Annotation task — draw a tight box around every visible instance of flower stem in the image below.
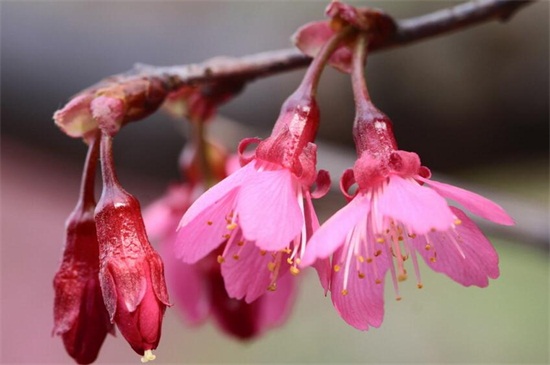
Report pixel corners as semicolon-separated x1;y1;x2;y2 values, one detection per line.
351;33;372;116
299;26;356;98
350;32;398;155
79;131;101;210
192;120;215;188
99;132;121;190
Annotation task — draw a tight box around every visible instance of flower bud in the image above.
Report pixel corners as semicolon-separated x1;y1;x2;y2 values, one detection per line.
53;204;114;364
95;185;170;359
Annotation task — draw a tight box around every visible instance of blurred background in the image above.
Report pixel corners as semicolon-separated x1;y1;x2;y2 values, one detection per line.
1;1;548;364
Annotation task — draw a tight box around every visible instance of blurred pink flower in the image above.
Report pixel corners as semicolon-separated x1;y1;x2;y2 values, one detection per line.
144;169;296;339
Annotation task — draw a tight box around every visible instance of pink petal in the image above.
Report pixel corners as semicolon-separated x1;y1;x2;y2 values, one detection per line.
256;272;297;332
237;167;302;252
175;189;238;263
412;207;500;287
220;233;273;303
377;175;455;234
143;199;178;241
303;191;330;292
419;177;514;226
330;246;386;330
162;240;209;325
178;161;255;227
143;184;191;241
301;193;369;267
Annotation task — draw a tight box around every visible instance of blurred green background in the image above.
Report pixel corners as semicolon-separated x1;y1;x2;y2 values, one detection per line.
1;1;548;364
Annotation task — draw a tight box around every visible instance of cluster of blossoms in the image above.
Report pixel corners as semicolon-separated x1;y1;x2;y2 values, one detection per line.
52;2;513;363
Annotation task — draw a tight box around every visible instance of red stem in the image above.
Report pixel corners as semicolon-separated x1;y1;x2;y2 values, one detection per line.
99;133;121;190
79;131;101;210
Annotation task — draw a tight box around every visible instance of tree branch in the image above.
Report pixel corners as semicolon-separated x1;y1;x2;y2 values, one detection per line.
132;0;533;90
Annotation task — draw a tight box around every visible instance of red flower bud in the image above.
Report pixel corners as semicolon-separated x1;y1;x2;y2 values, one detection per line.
95;179;170;360
53;136;113;364
53;206;114;364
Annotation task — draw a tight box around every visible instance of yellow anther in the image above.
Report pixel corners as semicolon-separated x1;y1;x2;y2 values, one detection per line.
396;296;402;301
237;240;245;246
398;274;408;282
290;266;300;276
430;257;437;263
294;258;301;264
398;236;404;241
366;257;373;263
333;265;341;272
425;244;432;251
206;221;213;226
259;250;267;256
402;255;409;261
408;233;417;239
374;250;382;257
286;257;293;265
267;283;277;291
358;255;365;263
283;247;291;254
226;222;237;230
417;283;424;289
267;262;276;272
358;272;365;279
341;289;348;296
232;254;240;260
222;234;230;239
376;237;385;243
454;219;462;225
141;350;156;363
375;279;382;284
217;255;225;264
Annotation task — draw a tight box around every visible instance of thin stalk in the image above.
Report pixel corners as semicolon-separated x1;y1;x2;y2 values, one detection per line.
79;131;101;210
299;26;356;98
192;120;215;188
99;133;121;189
351;33;371;118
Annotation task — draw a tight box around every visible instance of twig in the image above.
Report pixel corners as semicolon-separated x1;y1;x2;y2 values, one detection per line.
132;0;533;90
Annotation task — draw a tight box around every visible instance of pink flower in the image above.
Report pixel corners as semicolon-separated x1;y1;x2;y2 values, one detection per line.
302;120;514;330
175;90;331;303
144;162;297;339
300;32;514;331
